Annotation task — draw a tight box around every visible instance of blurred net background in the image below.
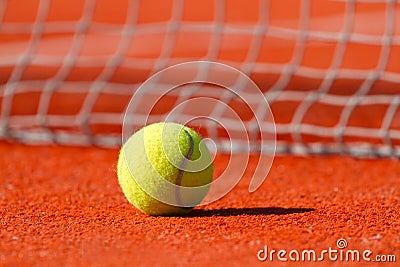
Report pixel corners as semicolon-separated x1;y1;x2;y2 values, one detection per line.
0;0;399;157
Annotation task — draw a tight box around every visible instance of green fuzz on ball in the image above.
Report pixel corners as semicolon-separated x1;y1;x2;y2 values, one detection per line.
117;122;214;216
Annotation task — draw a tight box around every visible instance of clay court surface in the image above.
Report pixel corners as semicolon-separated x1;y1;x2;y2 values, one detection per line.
1;141;399;266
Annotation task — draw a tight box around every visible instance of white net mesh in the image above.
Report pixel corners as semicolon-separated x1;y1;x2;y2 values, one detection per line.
0;0;400;156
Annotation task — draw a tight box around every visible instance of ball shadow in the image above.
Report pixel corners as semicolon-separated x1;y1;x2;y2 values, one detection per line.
187;207;315;217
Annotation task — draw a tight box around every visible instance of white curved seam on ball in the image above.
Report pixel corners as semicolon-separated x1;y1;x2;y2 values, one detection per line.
175;129;194;207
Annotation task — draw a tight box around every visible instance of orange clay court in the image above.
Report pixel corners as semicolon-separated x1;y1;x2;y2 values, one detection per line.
1;1;400;266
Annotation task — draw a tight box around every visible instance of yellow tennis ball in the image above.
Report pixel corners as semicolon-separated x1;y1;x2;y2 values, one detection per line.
117;122;214;216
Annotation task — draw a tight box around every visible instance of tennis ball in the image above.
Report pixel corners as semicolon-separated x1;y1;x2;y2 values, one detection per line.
117;122;214;216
